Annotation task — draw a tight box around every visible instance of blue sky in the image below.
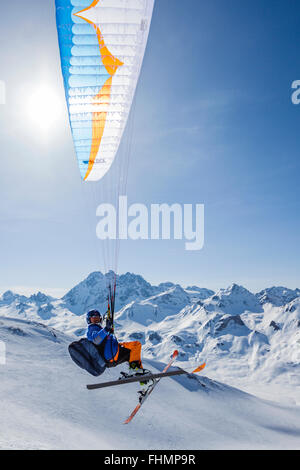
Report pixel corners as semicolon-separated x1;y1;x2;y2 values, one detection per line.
0;0;299;296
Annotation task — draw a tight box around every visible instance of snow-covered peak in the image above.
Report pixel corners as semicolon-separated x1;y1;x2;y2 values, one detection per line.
146;285;191;305
61;271;161;316
28;292;55;304
61;271;109;315
256;286;300;307
116;285;191;326
157;281;176;291
0;290;27;306
204;283;263;315
61;271;191;316
184;286;215;302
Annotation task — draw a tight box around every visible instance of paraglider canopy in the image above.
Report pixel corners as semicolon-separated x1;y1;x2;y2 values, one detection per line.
55;0;155;182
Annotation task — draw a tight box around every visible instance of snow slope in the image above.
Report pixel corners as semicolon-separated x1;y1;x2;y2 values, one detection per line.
0;316;300;450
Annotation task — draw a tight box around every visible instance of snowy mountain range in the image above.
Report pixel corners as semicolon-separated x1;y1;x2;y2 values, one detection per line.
0;315;300;449
0;271;299;404
0;271;300;449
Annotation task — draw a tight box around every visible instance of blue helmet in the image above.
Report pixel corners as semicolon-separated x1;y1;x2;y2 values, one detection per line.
86;310;102;325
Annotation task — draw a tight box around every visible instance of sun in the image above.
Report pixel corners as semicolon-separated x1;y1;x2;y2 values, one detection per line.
26;84;63;135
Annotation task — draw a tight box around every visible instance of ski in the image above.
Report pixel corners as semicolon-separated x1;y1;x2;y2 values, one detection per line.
87;350;178;390
87;365;203;390
86;350;206;424
86;357;206;391
123;349;179;424
123;353;206;424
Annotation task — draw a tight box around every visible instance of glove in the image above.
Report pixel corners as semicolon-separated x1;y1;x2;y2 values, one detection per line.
105;319;113;333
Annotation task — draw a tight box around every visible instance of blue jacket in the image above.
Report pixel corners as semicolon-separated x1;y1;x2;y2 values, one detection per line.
87;324;119;362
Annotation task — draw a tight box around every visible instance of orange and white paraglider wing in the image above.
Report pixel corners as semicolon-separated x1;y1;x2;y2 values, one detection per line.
55;0;155;181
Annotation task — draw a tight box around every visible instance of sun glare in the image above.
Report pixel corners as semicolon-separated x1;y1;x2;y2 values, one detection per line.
26;84;63;135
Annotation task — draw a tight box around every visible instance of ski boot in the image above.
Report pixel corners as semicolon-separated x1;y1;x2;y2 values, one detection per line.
138;389;148;403
118;361;152;385
137;378;157;403
128;361;152;385
127;362;156;403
